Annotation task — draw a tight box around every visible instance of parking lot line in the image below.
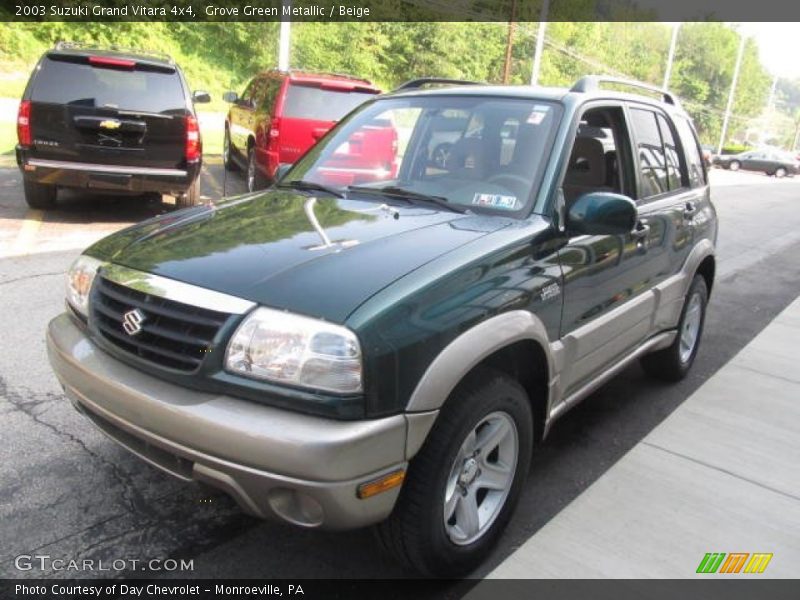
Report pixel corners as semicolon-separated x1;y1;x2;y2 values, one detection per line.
9;209;44;256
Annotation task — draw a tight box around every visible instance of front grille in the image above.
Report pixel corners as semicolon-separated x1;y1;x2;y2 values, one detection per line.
91;276;231;372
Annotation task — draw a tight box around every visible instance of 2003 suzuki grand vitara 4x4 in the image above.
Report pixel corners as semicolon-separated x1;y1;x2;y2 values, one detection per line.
47;75;717;576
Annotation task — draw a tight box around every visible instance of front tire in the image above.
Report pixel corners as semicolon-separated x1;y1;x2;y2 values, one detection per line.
641;275;708;381
729;160;741;171
775;167;787;178
223;128;239;171
23;180;57;209
375;369;533;576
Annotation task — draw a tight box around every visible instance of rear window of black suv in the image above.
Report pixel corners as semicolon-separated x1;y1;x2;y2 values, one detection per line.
32;55;185;114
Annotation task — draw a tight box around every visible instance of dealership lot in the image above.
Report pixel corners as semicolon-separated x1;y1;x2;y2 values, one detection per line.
1;162;799;579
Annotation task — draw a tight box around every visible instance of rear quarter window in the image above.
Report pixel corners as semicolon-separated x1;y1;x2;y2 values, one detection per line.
282;84;377;121
673;117;707;188
31;56;186;114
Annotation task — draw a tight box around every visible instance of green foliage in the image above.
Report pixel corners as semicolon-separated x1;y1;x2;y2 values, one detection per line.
0;20;779;149
720;144;752;155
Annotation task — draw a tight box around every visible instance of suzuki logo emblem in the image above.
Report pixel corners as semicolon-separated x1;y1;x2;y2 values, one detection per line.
122;309;145;336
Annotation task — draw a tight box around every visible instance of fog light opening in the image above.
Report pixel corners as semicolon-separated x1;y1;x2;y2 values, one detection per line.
267;488;324;527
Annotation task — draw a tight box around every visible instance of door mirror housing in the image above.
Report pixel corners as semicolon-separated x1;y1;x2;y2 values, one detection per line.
222;91;239;104
192;90;211;104
275;163;293;182
566;192;637;236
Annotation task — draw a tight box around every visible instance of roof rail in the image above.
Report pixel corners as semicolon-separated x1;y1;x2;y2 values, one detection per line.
53;41;174;64
394;77;483;92
571;75;680;107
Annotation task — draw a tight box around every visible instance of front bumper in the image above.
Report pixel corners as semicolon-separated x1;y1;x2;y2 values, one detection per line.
17;148;200;196
47;313;436;529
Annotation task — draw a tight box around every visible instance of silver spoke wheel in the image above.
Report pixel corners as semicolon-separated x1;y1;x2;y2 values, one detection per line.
443;411;518;546
679;292;703;363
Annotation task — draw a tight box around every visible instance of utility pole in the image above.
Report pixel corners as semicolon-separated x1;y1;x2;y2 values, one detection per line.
530;0;550;85
278;2;291;71
717;34;747;156
662;23;680;90
502;0;518;84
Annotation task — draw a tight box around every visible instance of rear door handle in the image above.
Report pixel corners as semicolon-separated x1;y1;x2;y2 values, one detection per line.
631;222;650;240
683;202;697;219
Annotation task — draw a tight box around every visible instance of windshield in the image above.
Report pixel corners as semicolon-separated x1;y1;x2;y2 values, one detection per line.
286;95;563;215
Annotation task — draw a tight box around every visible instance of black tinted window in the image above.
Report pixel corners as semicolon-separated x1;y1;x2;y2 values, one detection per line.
32;56;185;114
630;108;668;198
656;114;684;190
674;117;706;188
282;84;377;120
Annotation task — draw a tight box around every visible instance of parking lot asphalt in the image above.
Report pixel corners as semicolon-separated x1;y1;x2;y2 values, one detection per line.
1;162;799;583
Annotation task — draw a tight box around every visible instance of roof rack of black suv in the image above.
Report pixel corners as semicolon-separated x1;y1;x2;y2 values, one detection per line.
52;41;174;64
394;78;483;92
571;75;681;108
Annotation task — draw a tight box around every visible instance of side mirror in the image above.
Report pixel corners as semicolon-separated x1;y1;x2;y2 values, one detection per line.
222;91;239;104
566;192;637;236
192;90;211;104
275;163;292;182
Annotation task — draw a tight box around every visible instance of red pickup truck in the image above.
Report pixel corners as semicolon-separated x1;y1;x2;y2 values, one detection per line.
223;69;396;191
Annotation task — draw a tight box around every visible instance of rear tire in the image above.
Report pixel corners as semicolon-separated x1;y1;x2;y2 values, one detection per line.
729;160;740;171
23;180;57;209
375;369;533;576
775;167;787;178
641;275;708;382
175;178;200;209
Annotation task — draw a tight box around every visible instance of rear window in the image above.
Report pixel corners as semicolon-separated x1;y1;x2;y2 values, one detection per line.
282;84;377;121
31;56;185;114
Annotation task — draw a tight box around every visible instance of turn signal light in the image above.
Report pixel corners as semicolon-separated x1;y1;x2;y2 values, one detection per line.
356;469;405;499
17;100;31;147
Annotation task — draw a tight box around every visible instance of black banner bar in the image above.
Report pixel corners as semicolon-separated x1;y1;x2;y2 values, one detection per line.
3;0;800;22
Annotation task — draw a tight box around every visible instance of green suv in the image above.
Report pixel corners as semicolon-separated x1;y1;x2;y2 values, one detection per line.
47;75;717;576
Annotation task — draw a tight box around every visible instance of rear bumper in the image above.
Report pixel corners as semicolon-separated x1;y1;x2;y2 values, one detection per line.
17;148;200;195
46;313;432;529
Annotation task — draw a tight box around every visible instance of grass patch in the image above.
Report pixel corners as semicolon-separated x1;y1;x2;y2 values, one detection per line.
0;121;16;155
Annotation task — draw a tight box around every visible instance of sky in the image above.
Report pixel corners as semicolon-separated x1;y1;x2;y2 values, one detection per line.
737;23;800;79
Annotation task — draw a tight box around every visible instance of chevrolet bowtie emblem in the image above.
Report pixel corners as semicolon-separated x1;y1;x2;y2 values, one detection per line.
99;119;121;130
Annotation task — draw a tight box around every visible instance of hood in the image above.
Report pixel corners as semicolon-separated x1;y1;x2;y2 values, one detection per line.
87;190;511;322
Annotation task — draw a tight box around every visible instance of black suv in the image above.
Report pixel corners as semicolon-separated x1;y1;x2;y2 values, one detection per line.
47;76;717;576
16;43;209;209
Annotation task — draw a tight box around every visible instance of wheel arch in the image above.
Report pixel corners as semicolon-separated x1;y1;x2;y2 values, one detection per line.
405;311;554;457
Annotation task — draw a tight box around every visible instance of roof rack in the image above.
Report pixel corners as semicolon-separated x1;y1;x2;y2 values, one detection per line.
53;41;174;64
394;78;483;92
571;75;680;108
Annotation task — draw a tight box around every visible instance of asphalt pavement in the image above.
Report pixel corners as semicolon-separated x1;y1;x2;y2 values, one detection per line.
1;162;799;583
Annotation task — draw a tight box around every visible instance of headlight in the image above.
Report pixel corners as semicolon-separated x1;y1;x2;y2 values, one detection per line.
66;255;104;317
225;307;363;394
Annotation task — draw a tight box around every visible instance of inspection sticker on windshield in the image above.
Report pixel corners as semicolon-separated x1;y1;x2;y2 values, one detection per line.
527;105;550;125
472;193;518;210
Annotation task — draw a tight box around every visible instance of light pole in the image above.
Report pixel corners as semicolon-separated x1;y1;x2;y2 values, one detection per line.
530;0;550;86
717;34;747;156
278;2;291;71
663;23;680;90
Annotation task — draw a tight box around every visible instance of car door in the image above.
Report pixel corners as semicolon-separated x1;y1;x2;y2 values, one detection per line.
627;105;700;335
229;78;259;153
557;102;664;395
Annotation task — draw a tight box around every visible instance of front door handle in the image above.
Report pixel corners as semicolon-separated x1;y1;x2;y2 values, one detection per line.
683;202;697;219
631;222;650;240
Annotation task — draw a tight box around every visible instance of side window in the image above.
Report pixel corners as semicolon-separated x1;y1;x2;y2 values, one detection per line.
674;117;706;188
562;106;629;205
259;78;281;114
656;114;684;191
240;79;257;107
629;108;669;198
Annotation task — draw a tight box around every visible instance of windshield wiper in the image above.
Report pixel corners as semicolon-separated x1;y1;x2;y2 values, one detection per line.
348;185;468;214
278;180;343;198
